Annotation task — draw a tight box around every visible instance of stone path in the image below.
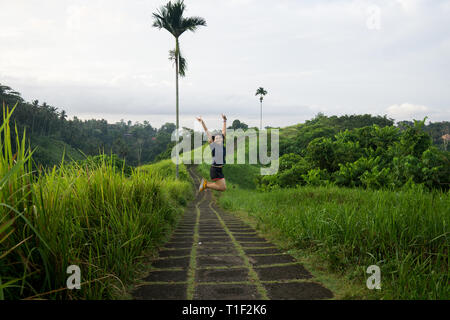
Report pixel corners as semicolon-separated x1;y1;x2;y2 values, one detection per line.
133;166;333;300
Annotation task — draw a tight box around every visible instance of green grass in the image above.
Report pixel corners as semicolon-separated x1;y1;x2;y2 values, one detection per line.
1;105;193;299
216;179;449;299
30;136;84;168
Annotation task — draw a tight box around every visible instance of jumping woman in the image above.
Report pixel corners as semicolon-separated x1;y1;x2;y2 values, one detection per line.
197;114;227;192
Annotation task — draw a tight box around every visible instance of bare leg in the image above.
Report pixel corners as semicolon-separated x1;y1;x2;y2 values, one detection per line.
206;179;226;191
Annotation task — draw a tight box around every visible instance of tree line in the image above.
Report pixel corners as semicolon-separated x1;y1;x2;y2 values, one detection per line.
1;83;177;167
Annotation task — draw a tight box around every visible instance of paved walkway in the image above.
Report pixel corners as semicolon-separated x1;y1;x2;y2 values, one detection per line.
133;166;333;300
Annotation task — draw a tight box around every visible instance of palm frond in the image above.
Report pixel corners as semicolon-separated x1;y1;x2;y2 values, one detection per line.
255;87;268;96
178;51;187;77
168;48;187;77
152;0;187;37
152;0;205;38
182;16;207;33
152;2;178;36
152;0;205;77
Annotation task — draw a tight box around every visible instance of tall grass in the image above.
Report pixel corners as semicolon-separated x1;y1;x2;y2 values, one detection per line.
1;105;193;299
219;181;449;299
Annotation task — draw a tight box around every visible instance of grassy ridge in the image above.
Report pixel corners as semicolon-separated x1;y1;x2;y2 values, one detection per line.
216;176;449;299
1;105;193;299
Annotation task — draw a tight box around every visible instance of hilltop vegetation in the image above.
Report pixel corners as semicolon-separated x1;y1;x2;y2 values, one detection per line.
280;113;449;154
262;114;450;191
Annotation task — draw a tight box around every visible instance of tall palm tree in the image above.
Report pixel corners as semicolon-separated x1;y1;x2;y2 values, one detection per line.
152;0;206;179
255;87;268;130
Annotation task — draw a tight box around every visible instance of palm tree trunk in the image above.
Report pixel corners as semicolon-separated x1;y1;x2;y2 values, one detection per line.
260;100;262;131
175;38;180;179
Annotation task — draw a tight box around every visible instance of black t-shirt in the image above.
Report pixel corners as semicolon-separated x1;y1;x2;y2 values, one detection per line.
210;142;226;166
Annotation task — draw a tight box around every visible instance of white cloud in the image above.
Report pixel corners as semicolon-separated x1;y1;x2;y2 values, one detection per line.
386;103;430;121
395;0;422;14
66;5;86;31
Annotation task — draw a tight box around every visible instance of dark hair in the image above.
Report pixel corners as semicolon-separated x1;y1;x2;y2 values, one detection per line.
212;134;224;142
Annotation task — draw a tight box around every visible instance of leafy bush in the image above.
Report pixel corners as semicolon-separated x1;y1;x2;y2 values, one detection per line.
334;156;382;187
421;147;450;189
360;166;394;189
259;117;449;191
301;168;331;186
257;154;311;189
306;136;362;172
391;147;450;190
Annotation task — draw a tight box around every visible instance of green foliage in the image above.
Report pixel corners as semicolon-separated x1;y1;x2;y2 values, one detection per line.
30;136;84;167
396;118;432;158
218;184;449;299
228;119;249;130
301;168;331;187
360;166;394;190
154;141;176;162
305;137;335;171
1;105;193;299
391;147;450;190
73;154;133;176
138;159;191;183
1;83;179;168
334;156;382;188
421;147;450;189
265;118;449;191
278;153;303;171
280;113;395;155
258;154;311;189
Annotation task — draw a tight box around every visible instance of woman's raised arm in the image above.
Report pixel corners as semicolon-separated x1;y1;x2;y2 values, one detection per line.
221;114;227;137
196;116;213;143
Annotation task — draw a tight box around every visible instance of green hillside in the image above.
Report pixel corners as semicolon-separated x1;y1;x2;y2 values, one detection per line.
30;136;85;167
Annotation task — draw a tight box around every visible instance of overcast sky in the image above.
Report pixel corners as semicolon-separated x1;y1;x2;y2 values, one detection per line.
1;0;449;130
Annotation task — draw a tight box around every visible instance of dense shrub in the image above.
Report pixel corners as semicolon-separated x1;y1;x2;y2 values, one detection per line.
259;119;450;191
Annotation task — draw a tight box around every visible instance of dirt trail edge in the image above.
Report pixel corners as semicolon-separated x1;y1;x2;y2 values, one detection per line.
132;165;334;300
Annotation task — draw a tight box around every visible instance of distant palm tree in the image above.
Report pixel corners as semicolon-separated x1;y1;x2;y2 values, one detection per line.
255;87;268;130
152;0;206;179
